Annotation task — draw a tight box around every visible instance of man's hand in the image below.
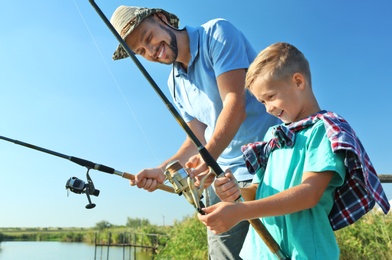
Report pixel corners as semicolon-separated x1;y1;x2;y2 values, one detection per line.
131;168;166;192
185;154;215;188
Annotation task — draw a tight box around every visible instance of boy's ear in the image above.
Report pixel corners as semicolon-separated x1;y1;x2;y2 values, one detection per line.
292;73;305;89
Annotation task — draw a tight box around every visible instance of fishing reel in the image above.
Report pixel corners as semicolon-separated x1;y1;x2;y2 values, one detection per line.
164;160;207;214
65;169;100;209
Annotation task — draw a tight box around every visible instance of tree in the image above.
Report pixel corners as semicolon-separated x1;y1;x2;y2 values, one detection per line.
126;217;150;229
95;220;112;231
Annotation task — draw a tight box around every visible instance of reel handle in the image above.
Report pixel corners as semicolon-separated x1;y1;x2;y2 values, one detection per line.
122;172;175;193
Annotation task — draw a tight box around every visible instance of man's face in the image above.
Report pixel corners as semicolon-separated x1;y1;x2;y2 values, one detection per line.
125;15;178;64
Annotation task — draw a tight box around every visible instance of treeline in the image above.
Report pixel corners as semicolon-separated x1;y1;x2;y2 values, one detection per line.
0;217;163;243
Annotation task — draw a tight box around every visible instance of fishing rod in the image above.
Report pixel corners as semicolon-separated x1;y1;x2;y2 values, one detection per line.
88;1;289;259
0;135;174;208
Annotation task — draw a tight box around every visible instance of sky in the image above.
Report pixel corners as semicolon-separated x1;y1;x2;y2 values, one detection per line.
0;0;391;228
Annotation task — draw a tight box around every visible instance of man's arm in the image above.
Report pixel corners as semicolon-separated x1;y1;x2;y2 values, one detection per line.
186;69;247;177
205;69;247;159
168;119;208;166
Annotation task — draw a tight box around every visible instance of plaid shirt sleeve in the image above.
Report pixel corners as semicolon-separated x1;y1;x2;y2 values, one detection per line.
321;112;390;230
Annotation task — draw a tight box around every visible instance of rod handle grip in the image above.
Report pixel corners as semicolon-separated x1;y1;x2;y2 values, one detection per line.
122;172;175;193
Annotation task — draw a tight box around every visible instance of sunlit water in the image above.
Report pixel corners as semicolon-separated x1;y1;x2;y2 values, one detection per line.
0;241;153;260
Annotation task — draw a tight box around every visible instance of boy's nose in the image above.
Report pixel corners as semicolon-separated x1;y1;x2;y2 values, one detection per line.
266;104;274;114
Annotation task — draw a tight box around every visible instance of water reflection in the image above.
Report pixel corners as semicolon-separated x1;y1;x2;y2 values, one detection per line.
0;241;153;260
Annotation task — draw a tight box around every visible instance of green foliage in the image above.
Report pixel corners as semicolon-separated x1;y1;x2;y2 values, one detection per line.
157;213;207;260
336;211;392;260
83;230;97;244
1;211;391;259
61;232;84;242
155;210;392;260
94;220;112;231
126;217;151;229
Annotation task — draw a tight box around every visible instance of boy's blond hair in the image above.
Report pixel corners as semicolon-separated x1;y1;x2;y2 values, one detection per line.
245;42;312;89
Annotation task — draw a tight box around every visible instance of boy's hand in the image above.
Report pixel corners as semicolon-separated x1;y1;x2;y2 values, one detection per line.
198;202;242;234
215;170;240;202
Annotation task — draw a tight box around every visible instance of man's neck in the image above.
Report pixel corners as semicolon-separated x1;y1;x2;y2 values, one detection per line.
174;29;191;70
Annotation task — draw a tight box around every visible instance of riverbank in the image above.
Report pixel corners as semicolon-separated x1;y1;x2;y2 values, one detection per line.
1;211;391;259
0;227;89;242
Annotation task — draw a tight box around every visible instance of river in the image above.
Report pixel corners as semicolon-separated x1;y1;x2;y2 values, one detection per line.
0;241;153;260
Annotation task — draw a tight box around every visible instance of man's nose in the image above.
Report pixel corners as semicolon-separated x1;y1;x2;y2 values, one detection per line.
145;44;157;59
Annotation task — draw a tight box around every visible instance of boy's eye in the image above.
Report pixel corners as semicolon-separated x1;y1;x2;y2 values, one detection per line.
267;94;274;100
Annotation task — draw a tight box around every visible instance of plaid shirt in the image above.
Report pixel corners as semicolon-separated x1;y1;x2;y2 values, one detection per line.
241;110;390;230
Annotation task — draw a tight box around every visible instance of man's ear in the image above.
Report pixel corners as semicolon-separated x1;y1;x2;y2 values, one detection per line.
155;12;169;23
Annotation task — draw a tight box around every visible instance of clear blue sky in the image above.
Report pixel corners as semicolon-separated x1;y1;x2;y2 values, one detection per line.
0;0;391;228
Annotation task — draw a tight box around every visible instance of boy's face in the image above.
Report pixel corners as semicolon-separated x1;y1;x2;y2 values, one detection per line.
249;74;304;123
125;14;178;64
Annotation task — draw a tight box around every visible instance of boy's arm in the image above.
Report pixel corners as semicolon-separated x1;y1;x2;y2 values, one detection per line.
201;170;334;234
241;170;335;218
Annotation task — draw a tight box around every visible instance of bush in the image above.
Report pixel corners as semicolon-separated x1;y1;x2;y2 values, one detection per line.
157;213;207;260
336;211;392;259
155;210;392;259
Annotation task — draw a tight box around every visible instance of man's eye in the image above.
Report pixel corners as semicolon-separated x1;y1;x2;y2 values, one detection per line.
146;34;152;43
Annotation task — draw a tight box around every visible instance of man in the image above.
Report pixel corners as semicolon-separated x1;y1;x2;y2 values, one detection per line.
110;5;279;259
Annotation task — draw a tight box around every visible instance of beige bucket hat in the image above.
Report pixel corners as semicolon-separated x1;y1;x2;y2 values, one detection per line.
110;5;180;60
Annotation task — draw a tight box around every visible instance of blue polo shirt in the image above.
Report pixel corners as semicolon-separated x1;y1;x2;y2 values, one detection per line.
168;19;279;181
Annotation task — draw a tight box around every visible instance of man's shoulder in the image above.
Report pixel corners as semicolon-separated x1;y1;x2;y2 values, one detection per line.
202;18;229;25
200;18;236;32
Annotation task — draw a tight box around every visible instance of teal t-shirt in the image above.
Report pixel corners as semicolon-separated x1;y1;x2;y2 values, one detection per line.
241;120;346;260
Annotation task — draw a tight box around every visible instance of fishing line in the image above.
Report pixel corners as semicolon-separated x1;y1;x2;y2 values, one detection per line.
72;0;161;167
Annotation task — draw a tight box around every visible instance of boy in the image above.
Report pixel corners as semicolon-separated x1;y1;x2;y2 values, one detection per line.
198;42;390;259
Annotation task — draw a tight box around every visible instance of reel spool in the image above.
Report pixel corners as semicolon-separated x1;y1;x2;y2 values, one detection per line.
164;160;205;212
65;169;100;209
